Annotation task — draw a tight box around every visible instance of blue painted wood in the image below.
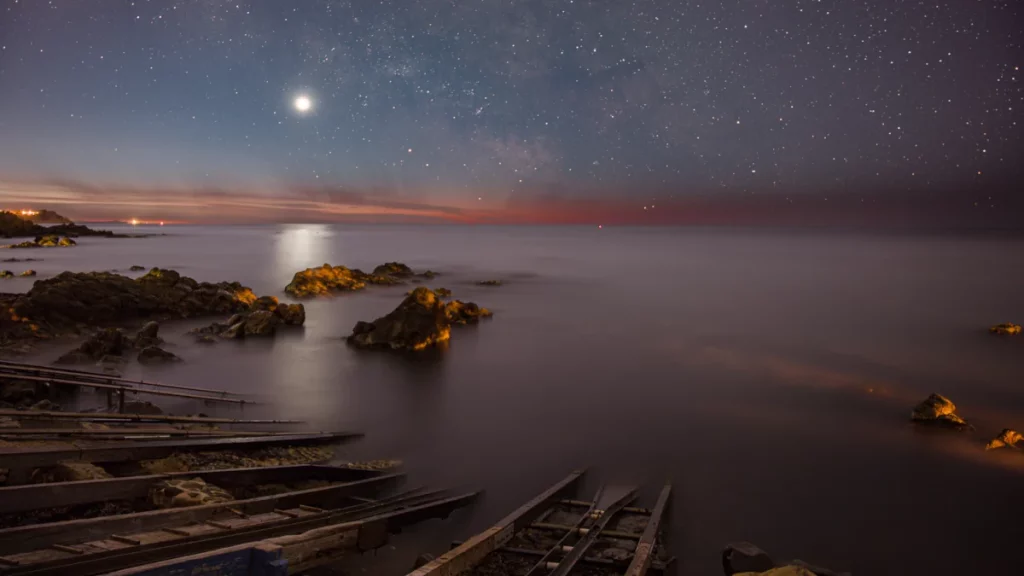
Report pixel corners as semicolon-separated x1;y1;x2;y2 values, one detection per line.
105;543;288;576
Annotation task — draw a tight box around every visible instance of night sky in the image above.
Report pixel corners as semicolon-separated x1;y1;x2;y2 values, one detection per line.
0;0;1020;225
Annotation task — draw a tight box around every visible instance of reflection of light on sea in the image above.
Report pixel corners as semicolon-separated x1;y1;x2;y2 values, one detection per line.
274;224;334;279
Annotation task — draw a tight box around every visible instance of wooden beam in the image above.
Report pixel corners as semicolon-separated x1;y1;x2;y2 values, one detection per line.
0;374;252;406
0;408;302;426
624;484;673;576
0;361;243;397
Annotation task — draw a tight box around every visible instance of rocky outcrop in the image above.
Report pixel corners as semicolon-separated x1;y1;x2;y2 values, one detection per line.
477;279;502;286
8;235;77;249
129;265;146;271
0;271;12;279
985;429;1022;451
348;287;451;351
989;323;1021;335
149;477;234;509
910;393;971;430
372;262;414;277
138;346;182;365
19;270;36;277
189;300;304;342
444;300;493;324
55;328;132;364
134;321;163;348
23;209;73;225
0;210;118;239
285;262;432;297
408;287;452;298
12;268;257;328
348;287;493;351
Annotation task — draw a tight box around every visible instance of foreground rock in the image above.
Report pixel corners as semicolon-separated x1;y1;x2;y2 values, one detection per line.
137;346;182;365
910;393;971;430
349;287;451;351
989;323;1021;335
985;429;1022;451
55;328;132;364
722;542;849;576
189;297;305;342
348;287;492;351
149;477;234;509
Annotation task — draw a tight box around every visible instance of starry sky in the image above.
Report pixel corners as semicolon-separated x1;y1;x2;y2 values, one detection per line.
0;0;1020;226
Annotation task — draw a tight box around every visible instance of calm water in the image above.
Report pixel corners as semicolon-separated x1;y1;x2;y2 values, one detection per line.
10;224;1024;575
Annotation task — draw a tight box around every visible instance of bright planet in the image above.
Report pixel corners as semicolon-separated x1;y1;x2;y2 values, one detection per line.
293;95;312;113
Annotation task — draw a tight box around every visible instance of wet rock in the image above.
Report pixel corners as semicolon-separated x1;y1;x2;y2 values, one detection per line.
285;264;370;297
723;542;776;575
8;235;77;249
138;346;182;365
477;279;502;286
421;270;438;279
32;461;112;483
985;429;1022;451
989;323;1021;335
197;334;217;344
910;393;971;430
408;287;452;298
274;303;306;326
348;287;451;351
0;270;12;279
133;321;163;348
149;477;234;509
445;300;493;324
250;295;279;312
219;322;245;339
29;399;59;411
121;400;164;415
55;328;131;364
243;310;279;336
129;265;146;271
372;262;414;277
19;270;36;277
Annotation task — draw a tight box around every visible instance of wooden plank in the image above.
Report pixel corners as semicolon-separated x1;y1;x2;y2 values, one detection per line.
0;473;404;555
0;360;243;397
0;431;361;472
0;408;301;426
0;464;381;515
624;484;672;576
407;470;585;576
0;428;284;438
0;374;250;406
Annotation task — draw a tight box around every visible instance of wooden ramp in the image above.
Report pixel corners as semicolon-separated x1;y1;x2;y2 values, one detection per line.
410;471;675;576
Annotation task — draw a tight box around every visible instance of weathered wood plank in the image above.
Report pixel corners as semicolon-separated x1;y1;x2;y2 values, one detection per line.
624;484;673;576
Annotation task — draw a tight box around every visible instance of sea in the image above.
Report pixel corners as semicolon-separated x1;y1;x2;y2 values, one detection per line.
6;224;1024;575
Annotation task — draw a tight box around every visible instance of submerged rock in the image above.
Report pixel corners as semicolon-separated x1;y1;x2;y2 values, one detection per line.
477;279;502;286
989;323;1021;336
910;393;971;429
149;477;234;509
985;429;1022;451
138;346;182;365
129;265;146;271
348;287;451;351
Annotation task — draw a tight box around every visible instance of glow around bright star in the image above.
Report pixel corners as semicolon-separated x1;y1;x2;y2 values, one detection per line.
293;95;312;113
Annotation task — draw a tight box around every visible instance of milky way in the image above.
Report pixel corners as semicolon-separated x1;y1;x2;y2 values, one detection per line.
0;0;1020;213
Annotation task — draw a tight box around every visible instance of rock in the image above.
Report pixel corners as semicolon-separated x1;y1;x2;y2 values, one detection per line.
445;300;493;324
32;461;112;483
250;295;279;312
55;328;131;364
348;287;451;351
910;393;971;429
243;310;279;336
477;279;502;286
1;380;40;404
29;399;59;411
226;313;245;326
0;270;12;278
149;477;234;509
274;303;306;326
134;321;163;348
197;334;218;344
412;554;436;570
121;400;164;415
723;542;776;575
138;346;182;365
989;323;1021;335
420;270;438;279
219;321;246;339
372;262;414;277
19;270;36;277
129;265;146;271
985;429;1022;451
11;268;258;327
9;235;78;249
408;287;452;298
284;264;370;297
